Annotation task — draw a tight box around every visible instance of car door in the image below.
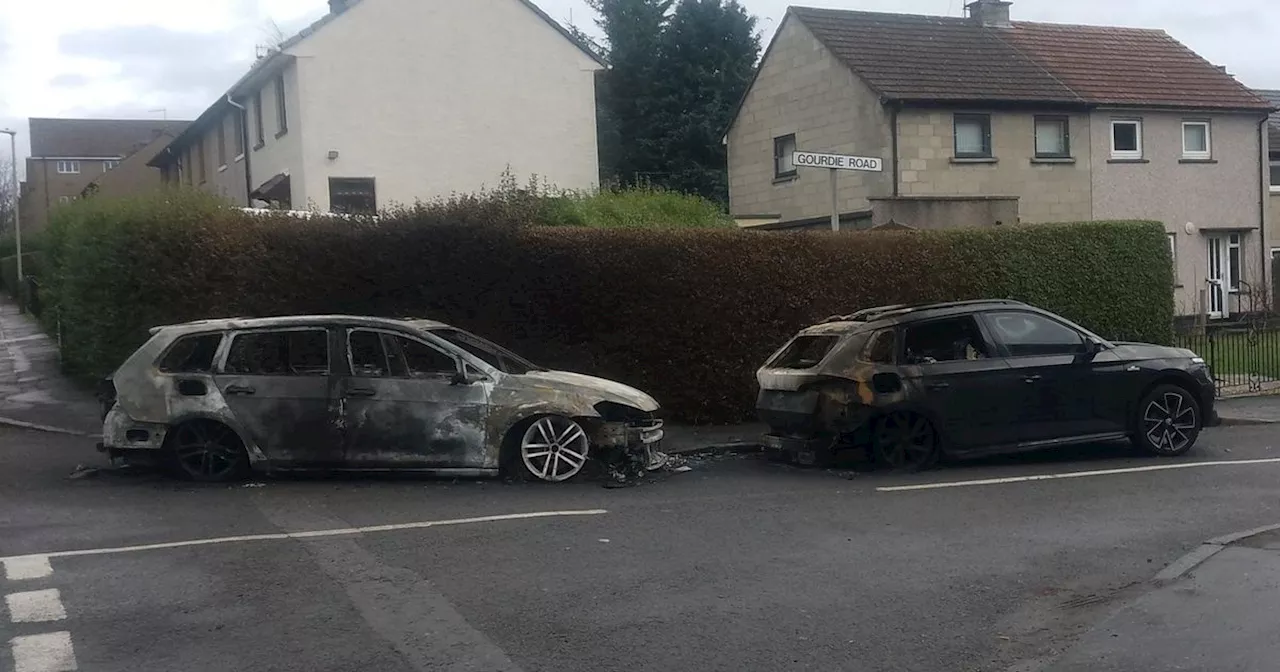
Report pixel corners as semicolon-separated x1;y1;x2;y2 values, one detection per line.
214;327;344;466
981;310;1111;443
340;328;490;468
898;315;1021;450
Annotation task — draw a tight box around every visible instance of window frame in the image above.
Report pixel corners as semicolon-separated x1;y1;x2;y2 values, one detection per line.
274;75;288;137
195;137;207;184
981;310;1090;358
101;160;120;173
773;134;797;179
55;160;81;175
253;92;265;149
220;327;332;377
1227;232;1242;293
901;315;995;366
329;177;378;215
1181;120;1211;160
1033;115;1070;159
217;119;228;169
1168;232;1178;284
953;113;993;159
233;109;247;159
346;328;461;379
1110;119;1143;160
1270;159;1280;193
860;328;898;365
156;333;226;374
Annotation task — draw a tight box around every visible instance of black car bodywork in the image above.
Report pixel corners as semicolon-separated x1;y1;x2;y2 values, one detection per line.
757;300;1219;467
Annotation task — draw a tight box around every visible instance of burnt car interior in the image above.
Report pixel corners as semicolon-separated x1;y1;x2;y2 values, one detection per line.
224;330;330;376
903;317;990;364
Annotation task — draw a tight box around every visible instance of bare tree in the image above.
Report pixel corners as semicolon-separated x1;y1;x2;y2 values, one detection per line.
0;156;15;238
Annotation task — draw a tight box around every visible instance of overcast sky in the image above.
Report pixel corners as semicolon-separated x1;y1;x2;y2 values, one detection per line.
2;0;1278;175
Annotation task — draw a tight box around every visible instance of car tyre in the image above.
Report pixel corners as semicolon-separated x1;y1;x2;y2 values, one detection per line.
872;411;939;472
165;420;251;483
1133;384;1202;457
505;415;591;483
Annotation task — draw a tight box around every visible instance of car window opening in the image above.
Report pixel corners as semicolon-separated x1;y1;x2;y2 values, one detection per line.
225;330;329;376
158;334;223;373
904;317;989;364
771;335;841;369
431;328;540;375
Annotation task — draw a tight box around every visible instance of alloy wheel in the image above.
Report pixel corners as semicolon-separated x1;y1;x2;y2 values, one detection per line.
521;416;590;482
1143;391;1198;454
875;412;937;470
172;421;246;482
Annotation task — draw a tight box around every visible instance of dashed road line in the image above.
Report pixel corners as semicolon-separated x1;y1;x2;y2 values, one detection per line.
5;589;67;623
877;458;1280;492
3;556;52;581
9;632;77;672
0;509;609;563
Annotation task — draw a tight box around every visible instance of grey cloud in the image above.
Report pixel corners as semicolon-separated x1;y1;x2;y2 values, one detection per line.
59;25;250;97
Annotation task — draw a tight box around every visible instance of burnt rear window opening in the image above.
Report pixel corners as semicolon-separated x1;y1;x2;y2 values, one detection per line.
429;328;542;375
158;334;223;373
769;335;842;370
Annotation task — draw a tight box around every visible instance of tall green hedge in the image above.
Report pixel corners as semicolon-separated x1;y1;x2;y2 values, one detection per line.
42;191;1173;423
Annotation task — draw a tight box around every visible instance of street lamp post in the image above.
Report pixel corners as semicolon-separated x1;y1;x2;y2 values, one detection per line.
1;129;21;310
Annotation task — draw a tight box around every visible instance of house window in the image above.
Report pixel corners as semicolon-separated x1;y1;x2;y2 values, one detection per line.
274;75;288;136
183;151;192;185
1034;116;1069;158
1182;121;1211;160
55;160;80;174
774;134;797;179
196;139;207;183
953;114;992;158
1269;160;1280;192
101;160;120;173
217;120;227;168
233;109;246;158
253;92;265;148
1228;233;1242;292
329;178;377;215
1111;120;1143;159
57;196;72;204
1168;232;1177;267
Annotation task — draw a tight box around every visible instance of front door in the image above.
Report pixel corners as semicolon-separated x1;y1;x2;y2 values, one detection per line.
214;327;343;465
1206;235;1231;319
340;328;490;468
900;315;1021;450
981;310;1109;443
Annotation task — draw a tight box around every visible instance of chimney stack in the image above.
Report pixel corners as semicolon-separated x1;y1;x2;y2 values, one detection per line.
328;0;348;14
966;0;1012;28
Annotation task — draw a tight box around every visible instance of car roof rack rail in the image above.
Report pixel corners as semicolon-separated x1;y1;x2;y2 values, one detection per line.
822;299;1026;324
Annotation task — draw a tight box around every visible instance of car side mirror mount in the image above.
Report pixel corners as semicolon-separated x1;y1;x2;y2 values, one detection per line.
1079;338;1106;362
451;368;485;386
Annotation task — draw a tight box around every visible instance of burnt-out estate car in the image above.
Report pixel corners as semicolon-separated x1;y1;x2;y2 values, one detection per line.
98;316;664;483
757;300;1219;470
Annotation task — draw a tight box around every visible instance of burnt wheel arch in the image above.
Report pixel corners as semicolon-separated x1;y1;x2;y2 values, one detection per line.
164;419;251;482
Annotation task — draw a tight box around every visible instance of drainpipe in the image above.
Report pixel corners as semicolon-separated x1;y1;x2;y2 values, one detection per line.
890;103;901;198
1259;115;1270;311
227;95;252;206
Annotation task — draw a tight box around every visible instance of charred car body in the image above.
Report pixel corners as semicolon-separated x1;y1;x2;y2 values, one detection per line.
757;300;1218;470
99;316;664;483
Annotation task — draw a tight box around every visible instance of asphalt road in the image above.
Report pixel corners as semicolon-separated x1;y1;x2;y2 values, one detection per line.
3;424;1280;672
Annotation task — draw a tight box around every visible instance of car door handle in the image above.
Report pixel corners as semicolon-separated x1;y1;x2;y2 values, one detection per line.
346;387;377;398
926;382;951;391
1023;375;1043;384
224;384;256;396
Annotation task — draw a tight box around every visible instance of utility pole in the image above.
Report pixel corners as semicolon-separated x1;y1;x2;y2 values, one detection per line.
1;129;21;310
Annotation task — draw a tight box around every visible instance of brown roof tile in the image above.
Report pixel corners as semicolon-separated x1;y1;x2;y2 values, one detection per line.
789;6;1272;111
29;118;190;158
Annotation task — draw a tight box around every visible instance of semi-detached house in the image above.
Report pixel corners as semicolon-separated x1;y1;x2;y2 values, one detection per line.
150;0;604;214
726;0;1276;319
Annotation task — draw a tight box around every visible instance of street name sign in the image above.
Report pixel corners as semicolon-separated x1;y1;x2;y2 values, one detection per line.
793;151;883;172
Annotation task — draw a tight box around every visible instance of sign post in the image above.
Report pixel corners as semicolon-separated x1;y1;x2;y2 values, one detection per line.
793;150;885;232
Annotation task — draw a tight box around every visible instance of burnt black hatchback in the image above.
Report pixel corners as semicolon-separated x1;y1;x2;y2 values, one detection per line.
757;300;1219;470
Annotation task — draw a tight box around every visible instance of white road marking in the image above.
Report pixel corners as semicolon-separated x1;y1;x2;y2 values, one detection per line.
0;509;608;563
3;556;52;581
877;458;1280;492
9;632;77;672
5;589;67;623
